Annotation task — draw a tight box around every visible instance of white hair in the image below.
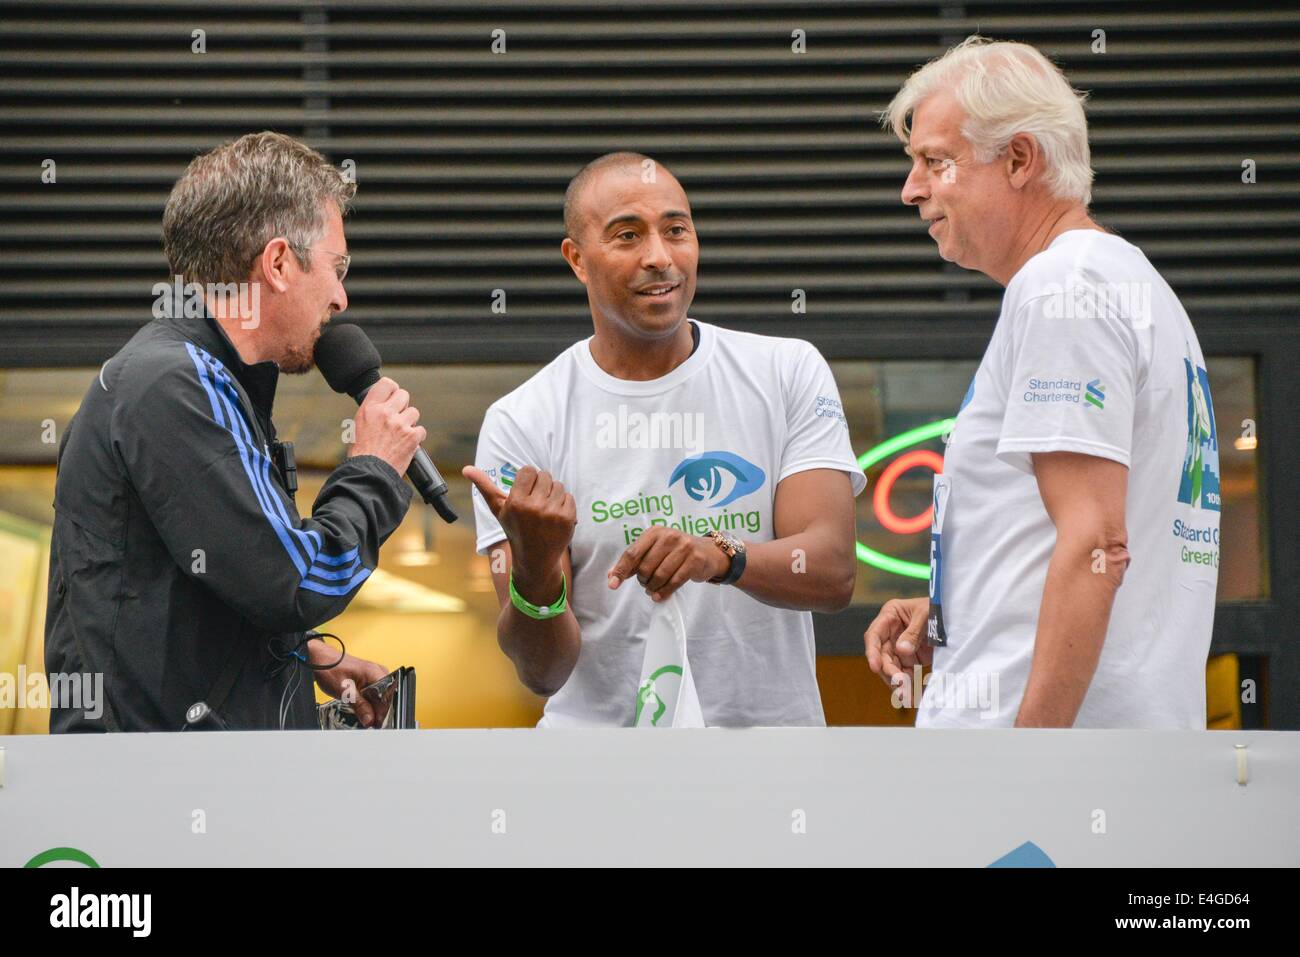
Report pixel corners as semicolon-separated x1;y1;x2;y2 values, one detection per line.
882;35;1094;206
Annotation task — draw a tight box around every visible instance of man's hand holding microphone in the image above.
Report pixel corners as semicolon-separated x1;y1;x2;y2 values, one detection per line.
348;377;426;476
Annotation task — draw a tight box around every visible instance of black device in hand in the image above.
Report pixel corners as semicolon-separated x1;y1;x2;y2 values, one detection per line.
317;667;417;730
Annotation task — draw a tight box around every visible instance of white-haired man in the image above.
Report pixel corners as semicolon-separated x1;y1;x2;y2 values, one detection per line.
864;37;1220;728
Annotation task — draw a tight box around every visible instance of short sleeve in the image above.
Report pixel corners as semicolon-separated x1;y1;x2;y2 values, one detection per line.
471;401;545;554
778;342;867;496
995;293;1140;475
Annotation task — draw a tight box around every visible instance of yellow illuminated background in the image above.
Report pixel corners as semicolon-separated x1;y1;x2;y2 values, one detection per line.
0;359;1262;731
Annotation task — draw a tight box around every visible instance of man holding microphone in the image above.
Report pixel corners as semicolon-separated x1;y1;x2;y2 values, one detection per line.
46;132;421;732
865;38;1220;728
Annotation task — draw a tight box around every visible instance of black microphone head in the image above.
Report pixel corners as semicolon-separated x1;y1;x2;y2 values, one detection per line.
315;323;382;399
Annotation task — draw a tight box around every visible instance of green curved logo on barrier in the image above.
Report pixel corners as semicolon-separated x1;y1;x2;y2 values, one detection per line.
24;846;100;868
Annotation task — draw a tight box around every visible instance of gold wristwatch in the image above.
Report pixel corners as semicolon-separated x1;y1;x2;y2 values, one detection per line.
705;530;747;585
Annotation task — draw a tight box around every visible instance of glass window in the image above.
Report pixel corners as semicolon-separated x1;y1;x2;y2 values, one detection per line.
0;354;1265;729
830;356;1262;605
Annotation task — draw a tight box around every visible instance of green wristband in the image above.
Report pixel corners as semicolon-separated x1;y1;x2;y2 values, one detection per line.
509;571;568;620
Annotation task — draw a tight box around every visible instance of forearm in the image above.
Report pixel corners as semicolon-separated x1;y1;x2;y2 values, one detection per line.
1016;532;1127;727
498;557;581;697
735;528;856;614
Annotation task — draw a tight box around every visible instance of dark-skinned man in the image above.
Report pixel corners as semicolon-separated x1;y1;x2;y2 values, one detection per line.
463;152;865;727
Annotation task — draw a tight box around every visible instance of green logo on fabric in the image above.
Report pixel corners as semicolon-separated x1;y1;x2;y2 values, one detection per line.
635;665;682;726
499;462;517;489
1085;378;1105;409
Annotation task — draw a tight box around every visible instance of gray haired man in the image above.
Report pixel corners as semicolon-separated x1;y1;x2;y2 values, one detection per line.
46;132;422;731
864;37;1220;728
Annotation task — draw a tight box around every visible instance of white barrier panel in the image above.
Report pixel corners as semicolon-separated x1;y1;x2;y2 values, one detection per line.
2;729;1297;867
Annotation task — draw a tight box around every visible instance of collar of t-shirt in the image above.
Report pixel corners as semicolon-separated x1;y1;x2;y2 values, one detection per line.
575;318;714;397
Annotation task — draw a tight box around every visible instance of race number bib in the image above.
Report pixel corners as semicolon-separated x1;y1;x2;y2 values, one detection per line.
926;474;950;647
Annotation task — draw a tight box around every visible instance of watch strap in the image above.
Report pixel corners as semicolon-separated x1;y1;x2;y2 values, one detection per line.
706;532;747;586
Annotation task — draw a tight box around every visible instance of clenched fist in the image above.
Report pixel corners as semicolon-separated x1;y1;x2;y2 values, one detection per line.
463;465;576;574
349;376;426;475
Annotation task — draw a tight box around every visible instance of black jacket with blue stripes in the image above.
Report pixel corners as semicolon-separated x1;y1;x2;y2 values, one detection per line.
44;311;413;732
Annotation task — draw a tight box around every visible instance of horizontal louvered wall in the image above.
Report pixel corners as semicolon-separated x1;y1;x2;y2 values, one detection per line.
1;0;1297;366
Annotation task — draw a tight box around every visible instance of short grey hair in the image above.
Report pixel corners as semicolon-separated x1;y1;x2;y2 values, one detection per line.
162;131;355;286
882;35;1094;206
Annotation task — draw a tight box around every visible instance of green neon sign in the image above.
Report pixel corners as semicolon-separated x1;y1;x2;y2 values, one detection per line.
855;418;955;580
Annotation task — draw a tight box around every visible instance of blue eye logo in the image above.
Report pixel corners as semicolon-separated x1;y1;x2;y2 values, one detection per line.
668;451;765;508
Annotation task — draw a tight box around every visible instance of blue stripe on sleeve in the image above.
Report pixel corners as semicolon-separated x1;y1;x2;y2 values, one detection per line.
207;364;320;565
301;567;372;596
186;344;310;579
211;368;356;573
310;547;359;566
305;560;363;581
185;344;371;597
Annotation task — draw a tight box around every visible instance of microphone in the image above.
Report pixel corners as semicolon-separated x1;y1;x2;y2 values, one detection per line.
314;323;458;524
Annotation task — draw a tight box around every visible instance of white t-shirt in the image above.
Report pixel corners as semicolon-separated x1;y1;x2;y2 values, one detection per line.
472;320;866;728
918;229;1220;729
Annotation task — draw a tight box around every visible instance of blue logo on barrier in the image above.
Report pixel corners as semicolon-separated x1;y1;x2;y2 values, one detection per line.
987;841;1056;868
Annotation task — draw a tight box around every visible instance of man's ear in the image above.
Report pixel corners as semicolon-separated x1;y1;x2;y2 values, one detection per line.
1005;132;1041;191
258;237;295;294
560;236;588;285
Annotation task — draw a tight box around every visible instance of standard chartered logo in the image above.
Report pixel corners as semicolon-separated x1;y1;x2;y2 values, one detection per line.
1172;519;1220;568
1021;376;1104;407
814;394;848;428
